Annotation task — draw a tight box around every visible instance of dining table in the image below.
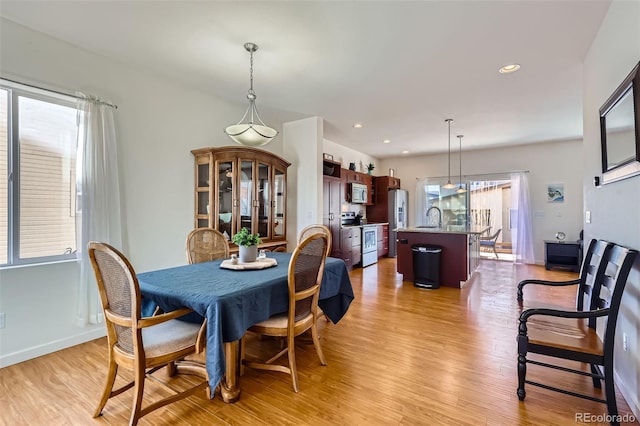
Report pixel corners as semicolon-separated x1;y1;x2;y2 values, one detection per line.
137;252;354;402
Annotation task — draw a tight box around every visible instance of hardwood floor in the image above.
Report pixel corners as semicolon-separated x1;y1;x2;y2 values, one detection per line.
1;258;637;425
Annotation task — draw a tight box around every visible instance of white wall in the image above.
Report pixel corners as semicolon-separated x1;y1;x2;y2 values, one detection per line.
380;139;584;263
583;0;640;417
0;19;293;366
283;116;323;244
322;139;379;176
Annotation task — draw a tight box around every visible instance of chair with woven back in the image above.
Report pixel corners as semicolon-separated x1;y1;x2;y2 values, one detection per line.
298;224;332;258
241;233;329;392
186;228;229;264
516;242;638;425
298;224;332;322
88;242;209;426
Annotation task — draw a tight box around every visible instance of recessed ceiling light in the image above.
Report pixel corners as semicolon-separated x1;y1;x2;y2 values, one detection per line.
353;123;363;129
402;150;409;154
499;63;521;74
383;139;391;144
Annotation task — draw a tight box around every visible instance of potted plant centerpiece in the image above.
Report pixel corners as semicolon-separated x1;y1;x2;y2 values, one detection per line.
232;227;262;263
366;163;375;175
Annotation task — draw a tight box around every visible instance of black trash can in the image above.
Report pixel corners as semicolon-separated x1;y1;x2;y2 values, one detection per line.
412;244;442;289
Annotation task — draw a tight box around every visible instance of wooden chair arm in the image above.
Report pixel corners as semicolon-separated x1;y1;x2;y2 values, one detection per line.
516;278;580;301
138;308;194;328
519;307;609;325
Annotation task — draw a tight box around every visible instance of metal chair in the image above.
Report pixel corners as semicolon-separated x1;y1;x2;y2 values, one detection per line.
479;228;501;259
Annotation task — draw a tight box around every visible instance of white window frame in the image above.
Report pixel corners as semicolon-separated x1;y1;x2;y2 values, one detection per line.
1;80;79;267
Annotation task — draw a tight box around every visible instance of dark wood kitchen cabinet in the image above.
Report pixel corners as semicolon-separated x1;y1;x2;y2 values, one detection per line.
377;224;389;257
323;176;342;258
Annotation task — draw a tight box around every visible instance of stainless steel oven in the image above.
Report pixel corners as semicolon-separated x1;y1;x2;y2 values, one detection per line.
362;225;378;267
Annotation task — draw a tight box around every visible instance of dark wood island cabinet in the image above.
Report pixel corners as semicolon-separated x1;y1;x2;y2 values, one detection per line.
396;226;488;288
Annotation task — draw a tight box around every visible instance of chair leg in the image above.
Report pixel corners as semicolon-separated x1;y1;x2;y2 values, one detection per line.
493;245;499;259
239;336;245;377
590;363;602;388
517;354;527;401
311;322;327;366
287;334;299;393
603;360;619;425
94;357;118;417
129;364;146;426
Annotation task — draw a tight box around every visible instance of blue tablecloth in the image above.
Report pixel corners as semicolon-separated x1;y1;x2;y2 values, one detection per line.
137;253;354;392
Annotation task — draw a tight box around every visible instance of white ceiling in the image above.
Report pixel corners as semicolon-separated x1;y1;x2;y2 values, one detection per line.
0;1;611;158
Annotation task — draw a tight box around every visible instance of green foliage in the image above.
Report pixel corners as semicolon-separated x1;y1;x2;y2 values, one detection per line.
366;163;375;171
232;227;262;247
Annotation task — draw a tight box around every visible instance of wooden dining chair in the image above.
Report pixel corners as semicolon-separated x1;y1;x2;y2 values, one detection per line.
241;233;329;392
186;228;229;264
517;239;613;310
88;242;209;426
298;224;332;257
516;243;637;424
299;224;333;322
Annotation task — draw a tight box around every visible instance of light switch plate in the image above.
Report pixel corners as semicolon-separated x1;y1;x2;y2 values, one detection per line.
585;211;591;223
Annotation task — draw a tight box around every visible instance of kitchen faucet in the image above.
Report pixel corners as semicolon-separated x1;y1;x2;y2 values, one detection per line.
426;206;442;227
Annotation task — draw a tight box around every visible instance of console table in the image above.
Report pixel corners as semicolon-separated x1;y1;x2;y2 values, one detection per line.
544;240;582;272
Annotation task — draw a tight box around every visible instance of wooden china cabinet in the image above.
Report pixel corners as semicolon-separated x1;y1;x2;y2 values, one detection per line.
191;146;291;252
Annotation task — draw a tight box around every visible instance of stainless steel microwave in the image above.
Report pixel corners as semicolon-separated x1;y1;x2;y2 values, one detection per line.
350;183;368;204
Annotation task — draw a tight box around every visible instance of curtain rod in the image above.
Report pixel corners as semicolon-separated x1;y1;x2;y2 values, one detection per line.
416;170;529;180
1;77;118;109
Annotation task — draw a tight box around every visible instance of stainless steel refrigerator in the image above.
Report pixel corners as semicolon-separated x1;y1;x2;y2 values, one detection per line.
387;189;408;257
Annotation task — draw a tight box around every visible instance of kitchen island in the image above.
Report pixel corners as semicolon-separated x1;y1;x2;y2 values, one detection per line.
396;225;489;288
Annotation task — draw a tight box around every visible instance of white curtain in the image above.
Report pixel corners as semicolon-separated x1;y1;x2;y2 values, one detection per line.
511;172;535;264
75;95;122;326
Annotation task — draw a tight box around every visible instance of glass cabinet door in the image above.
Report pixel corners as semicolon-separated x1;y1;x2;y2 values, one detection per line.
257;162;270;239
273;167;286;238
238;160;254;235
216;160;234;241
195;155;211;228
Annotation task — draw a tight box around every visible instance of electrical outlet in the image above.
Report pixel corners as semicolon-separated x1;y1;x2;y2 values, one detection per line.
623;333;629;351
0;313;5;329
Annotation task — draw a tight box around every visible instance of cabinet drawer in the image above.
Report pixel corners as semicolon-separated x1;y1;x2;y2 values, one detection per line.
546;242;579;256
352;230;361;246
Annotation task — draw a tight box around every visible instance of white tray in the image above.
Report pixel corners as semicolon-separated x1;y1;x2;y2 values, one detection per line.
220;257;278;270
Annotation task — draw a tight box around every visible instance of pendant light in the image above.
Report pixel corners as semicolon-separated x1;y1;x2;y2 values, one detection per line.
442;119;456;189
456;134;467;194
224;42;278;147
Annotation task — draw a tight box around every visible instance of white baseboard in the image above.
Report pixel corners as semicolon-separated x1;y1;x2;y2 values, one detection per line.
615;370;640;420
0;328;106;368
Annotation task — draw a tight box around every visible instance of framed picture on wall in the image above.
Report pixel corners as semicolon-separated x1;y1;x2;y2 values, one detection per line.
547;183;564;203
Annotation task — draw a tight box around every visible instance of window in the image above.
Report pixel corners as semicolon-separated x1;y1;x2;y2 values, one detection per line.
0;81;80;266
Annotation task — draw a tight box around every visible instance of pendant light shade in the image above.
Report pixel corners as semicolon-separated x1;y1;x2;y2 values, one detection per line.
224;42;278;147
456;134;467;194
442;119;456;189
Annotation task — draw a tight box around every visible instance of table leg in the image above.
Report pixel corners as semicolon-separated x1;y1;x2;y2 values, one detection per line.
220;340;241;403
